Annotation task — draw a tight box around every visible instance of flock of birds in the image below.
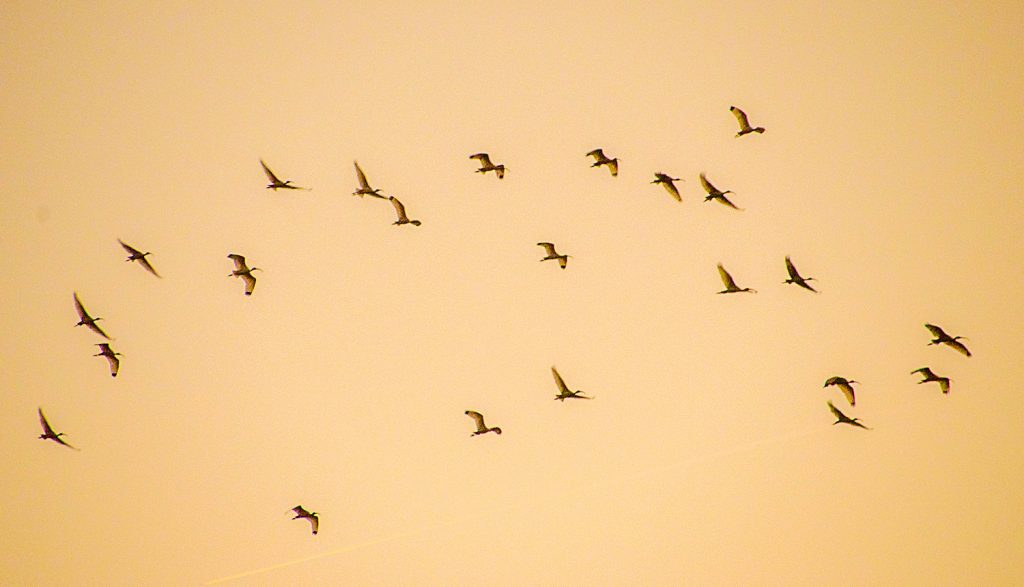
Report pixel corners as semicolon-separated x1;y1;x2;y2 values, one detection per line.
39;105;973;537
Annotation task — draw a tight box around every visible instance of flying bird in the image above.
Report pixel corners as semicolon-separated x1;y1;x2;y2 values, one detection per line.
469;153;506;179
827;400;870;430
700;173;742;210
925;324;971;357
911;367;951;394
73;292;112;340
38;408;79;450
537;242;570;269
651;173;683;202
118;239;161;278
730;106;765;137
260;159;310;191
824;376;858;406
388;196;421;226
716;263;757;294
784;256;817;292
290;506;319;535
465;410;502;436
94;343;121;377
352;161;386;198
551;366;593;401
227;254;261;296
586;149;619;176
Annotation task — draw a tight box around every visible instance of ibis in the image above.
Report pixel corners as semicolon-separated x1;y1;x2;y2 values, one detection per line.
228;254;261;296
290;506;319;535
353;161;386;198
465;410;502;436
784;256;817;292
118;239;161;278
537;242;570;269
469;153;506;179
925;324;971;357
388;196;421;226
700;173;742;210
827;400;870;430
652;173;683;202
730;106;765;137
38;408;79;450
716;263;756;294
551;366;593;401
824;376;858;406
73;292;112;340
911;367;951;394
260;159;310;191
94;343;121;377
586;149;619;176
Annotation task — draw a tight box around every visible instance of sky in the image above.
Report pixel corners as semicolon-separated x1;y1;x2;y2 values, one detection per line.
3;1;1023;585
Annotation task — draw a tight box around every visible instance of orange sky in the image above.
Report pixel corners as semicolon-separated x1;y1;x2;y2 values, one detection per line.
3;2;1023;585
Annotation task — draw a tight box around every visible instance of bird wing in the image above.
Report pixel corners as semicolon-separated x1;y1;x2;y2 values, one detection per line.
827;400;844;420
73;292;91;321
309;514;319;534
38;408;56;436
924;323;947;339
717;263;739;290
104;352;120;376
469;153;493;167
465;410;487;431
586;149;604;160
291;505;311;517
785;256;800;280
824;376;843;387
227;254;248;272
118;239;142;257
241;273;257;295
607;159;618;176
947;339;971;357
714;193;742;210
730;106;752;130
87;320;111;340
699;172;717;194
939;378;950;394
661;179;681;202
260;159;282;183
137;255;161;278
354;161;371;189
494;166;505;179
389;196;409;221
911;367;934;377
551;366;570;394
537;242;558;256
838;382;856;406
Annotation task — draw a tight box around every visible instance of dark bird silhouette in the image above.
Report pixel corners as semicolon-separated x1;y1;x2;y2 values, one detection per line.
537;242;570;269
716;263;756;294
469;153;506;179
260;159;310;191
38;408;79;450
352;161;386;198
290;506;319;535
227;254;261;296
651;173;683;202
118;239;161;278
465;410;502;436
586;149;619;176
828;400;870;430
730;106;765;137
73;292;112;340
388;196;421;226
700;173;742;210
925;324;971;357
551;366;593;401
824;376;858;406
94;343;121;377
783;256;817;292
911;367;951;394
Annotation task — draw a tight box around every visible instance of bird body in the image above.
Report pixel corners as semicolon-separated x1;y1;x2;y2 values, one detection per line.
353;161;386;198
716;263;756;294
94;343;121;377
586;149;619;176
700;173;741;210
652;173;683;202
389;196;421;226
912;367;951;394
537;242;570;269
290;505;319;535
551;366;593;401
38;408;79;450
469;153;506;179
827;400;870;430
73;292;112;340
784;256;817;292
465;410;502;436
824;376;858;406
227;254;261;295
730;106;765;136
924;324;971;357
260;159;310;191
118;239;161;278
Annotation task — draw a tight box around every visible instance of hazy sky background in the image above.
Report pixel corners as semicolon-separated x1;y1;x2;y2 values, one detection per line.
3;1;1023;585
